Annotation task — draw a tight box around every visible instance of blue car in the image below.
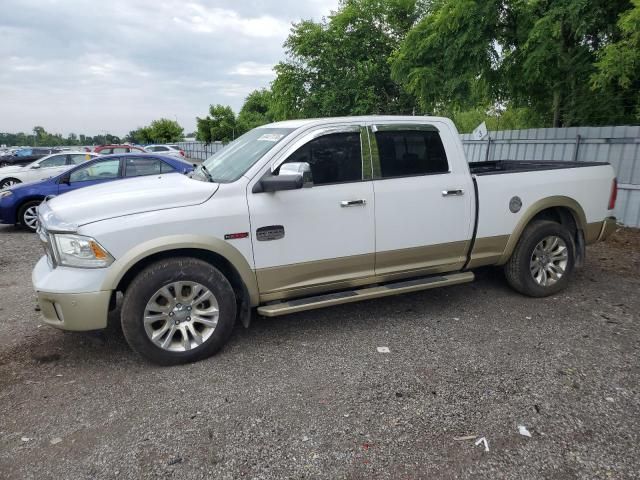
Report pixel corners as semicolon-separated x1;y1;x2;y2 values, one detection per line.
0;153;193;231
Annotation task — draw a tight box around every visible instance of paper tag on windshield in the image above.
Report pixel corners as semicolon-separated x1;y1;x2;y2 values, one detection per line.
257;133;284;142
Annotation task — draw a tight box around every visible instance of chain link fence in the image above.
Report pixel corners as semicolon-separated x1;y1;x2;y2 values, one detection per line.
175;141;224;162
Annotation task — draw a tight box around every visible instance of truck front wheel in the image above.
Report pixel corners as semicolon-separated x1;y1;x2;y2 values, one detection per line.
121;257;237;365
504;220;575;297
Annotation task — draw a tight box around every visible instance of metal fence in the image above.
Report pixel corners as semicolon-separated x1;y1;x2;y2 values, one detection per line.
461;126;640;227
175;141;224;162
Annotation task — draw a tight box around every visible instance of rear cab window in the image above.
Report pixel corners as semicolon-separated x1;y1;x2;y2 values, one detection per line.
372;127;449;178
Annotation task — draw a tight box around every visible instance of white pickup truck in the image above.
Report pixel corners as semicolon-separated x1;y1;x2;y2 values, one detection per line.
33;116;617;365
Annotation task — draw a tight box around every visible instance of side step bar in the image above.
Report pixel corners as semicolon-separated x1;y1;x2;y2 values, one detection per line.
257;271;475;317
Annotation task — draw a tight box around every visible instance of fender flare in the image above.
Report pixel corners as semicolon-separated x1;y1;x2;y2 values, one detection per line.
100;234;260;306
497;196;587;265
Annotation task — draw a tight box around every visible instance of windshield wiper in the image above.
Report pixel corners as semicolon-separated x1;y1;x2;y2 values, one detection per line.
198;164;214;182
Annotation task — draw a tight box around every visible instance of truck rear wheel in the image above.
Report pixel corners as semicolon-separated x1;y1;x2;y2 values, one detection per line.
504;220;575;297
121;257;237;365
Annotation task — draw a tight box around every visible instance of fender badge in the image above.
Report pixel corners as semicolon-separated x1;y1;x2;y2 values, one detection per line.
224;232;249;240
509;196;522;213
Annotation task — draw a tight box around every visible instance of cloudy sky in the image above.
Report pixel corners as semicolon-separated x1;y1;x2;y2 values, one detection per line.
0;0;339;137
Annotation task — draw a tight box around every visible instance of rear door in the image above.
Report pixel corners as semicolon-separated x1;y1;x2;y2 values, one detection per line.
368;122;474;278
248;124;376;300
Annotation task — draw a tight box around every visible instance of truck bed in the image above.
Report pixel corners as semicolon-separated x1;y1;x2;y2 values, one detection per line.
469;160;608;176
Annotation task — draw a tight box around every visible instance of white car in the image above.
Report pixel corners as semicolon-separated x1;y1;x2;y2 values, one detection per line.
143;144;185;159
33;116;617;365
0;151;96;189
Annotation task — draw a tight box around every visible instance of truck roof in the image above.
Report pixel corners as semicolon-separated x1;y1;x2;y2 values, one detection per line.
262;115;453;129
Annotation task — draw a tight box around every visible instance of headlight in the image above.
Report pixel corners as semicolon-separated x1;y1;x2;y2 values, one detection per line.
0;190;13;199
52;234;114;268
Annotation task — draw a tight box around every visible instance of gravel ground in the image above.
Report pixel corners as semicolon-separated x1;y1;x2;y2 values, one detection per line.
0;224;639;479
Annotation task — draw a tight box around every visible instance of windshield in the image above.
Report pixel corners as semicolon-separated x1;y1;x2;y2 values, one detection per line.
199;127;294;183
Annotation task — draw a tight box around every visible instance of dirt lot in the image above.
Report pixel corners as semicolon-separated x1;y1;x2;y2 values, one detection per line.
0;225;639;479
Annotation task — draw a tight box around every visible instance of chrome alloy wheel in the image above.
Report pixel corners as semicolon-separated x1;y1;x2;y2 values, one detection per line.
143;281;219;352
1;179;19;189
529;235;568;287
23;205;39;230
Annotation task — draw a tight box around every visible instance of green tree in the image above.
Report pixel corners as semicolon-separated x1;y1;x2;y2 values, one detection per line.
237;89;275;134
197;105;237;142
592;0;640;120
271;0;421;120
392;0;635;127
148;118;184;143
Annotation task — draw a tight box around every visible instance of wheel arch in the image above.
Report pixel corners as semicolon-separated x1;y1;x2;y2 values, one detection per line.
16;196;46;224
497;196;586;265
103;236;259;307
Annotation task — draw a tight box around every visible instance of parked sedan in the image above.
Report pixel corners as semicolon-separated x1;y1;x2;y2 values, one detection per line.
144;144;185;158
0;153;193;231
0;148;62;167
0;151;96;189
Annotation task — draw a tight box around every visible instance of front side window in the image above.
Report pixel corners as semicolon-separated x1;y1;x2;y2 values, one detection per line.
69;159;120;183
124;157;163;177
16;149;33;157
39;154;68;167
282;132;362;185
201;127;294;183
98;148;112;155
374;129;449;178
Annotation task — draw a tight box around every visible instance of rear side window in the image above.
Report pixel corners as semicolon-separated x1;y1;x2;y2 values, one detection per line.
112;147;128;154
282;132;362;185
374;130;449;178
124;157;163;177
69;154;90;165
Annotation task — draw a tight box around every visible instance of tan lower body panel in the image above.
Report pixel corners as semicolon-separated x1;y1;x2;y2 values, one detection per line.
466;235;510;269
257;271;475;317
585;222;604;244
256;242;469;303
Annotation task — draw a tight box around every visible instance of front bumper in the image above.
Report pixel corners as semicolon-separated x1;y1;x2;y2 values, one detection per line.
32;256;111;331
598;216;617;242
36;290;111;331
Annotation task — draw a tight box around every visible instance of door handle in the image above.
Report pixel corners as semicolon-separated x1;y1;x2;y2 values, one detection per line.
340;199;367;207
442;189;464;197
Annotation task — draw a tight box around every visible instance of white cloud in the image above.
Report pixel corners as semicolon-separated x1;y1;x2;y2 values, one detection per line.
229;62;275;77
0;0;339;136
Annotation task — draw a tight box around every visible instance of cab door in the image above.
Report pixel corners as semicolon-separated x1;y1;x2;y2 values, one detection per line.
368;122;474;278
247;124;376;301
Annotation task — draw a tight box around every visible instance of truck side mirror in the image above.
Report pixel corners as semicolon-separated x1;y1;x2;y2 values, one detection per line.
253;162;313;193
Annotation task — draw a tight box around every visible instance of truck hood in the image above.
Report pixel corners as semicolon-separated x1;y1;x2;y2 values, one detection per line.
44;173;218;228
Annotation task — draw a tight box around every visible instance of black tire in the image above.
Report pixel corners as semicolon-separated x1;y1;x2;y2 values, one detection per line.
17;200;42;232
121;257;237;365
0;177;21;189
504;220;575;297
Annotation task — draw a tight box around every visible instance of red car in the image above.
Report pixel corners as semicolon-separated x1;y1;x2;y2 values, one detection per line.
94;145;145;155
